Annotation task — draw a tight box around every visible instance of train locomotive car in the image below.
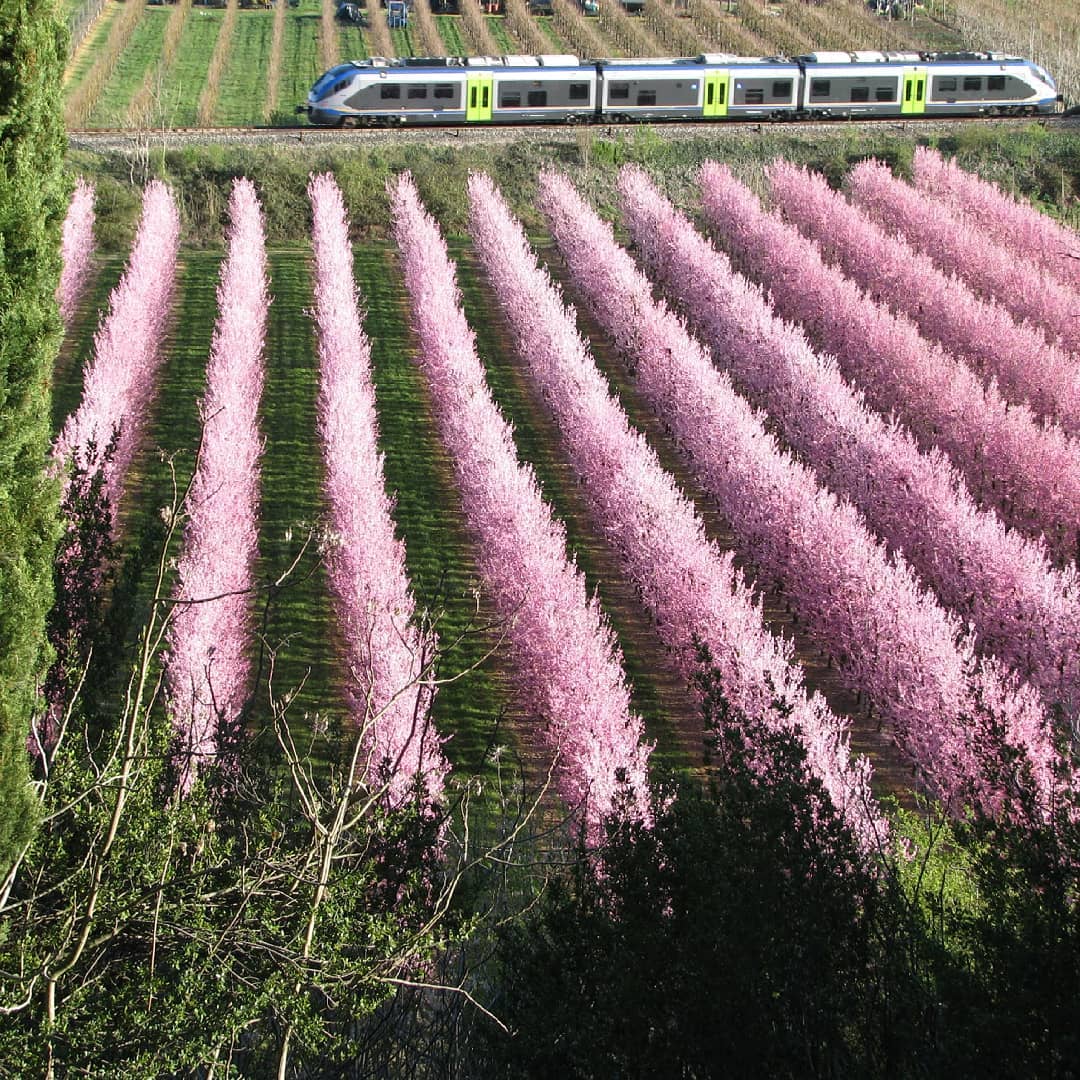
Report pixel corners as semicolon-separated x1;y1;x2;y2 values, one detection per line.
300;50;1059;127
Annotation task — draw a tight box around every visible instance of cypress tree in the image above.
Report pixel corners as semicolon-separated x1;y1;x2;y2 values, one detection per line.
0;0;67;870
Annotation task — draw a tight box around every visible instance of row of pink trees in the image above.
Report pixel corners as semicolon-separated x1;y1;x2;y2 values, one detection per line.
913;145;1080;297
697;160;1080;568
694;161;1080;728
847;157;1080;356
57;178;95;332
308;173;448;810
612;165;1058;816
165;179;268;791
470;170;881;848
767;161;1080;438
390;172;651;839
55;180;180;520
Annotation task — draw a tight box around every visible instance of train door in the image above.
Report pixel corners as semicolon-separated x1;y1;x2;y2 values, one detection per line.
703;71;729;117
901;68;927;114
466;76;493;121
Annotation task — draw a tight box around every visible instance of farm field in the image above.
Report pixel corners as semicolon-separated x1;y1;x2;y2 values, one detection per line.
56;127;1080;825
61;0;1018;129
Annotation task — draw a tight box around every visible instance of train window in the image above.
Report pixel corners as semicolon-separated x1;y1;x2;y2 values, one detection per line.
772;80;792;99
381;85;401;100
939;77;957;92
434;85;454;99
745;88;764;104
527;89;547;106
569;83;589;101
408;86;428;99
988;75;1006;90
963;76;982;91
637;90;657;106
850;86;870;102
500;91;521;107
609;83;629;100
811;80;831;97
876;85;895;101
333;79;351;94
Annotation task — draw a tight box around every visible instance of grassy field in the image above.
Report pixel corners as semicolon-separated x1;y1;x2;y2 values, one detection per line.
66;0;1053;129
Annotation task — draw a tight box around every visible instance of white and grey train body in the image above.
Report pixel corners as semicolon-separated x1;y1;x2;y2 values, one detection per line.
301;50;1060;127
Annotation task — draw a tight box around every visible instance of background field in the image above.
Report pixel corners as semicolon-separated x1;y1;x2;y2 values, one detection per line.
62;0;1078;129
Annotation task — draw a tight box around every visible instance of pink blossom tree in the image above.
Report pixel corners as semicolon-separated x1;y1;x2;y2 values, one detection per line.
166;178;268;791
308;172;448;810
767;160;1080;438
616;164;1060;817
695;161;1080;727
57;178;95;332
696;159;1080;567
470;169;882;848
55;179;180;520
391;172;651;840
847;157;1080;356
912;145;1080;296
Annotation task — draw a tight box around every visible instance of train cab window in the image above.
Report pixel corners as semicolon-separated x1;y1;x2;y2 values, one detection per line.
876;85;896;101
500;91;521;107
772;80;792;99
744;88;764;104
850;86;869;102
434;85;454;99
988;75;1006;90
569;83;589;101
637;89;657;106
963;76;982;91
609;83;629;100
939;77;957;92
811;79;831;97
380;85;401;100
407;86;428;100
333;79;351;94
527;89;547;106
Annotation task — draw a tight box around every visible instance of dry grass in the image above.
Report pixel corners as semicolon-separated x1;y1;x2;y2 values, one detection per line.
642;0;704;56
459;0;502;55
263;0;289;120
504;0;549;53
551;0;612;58
411;0;448;55
952;0;1079;105
596;0;663;57
684;0;763;55
65;0;147;126
320;0;340;69
366;1;396;58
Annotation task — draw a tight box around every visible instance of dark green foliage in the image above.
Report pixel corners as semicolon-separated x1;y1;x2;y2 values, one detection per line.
0;0;67;870
476;699;903;1078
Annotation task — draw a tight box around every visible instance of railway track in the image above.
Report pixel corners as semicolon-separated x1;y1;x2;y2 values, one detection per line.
68;112;1077;148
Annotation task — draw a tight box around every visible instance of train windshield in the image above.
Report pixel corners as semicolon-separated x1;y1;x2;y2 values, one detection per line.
311;65;355;100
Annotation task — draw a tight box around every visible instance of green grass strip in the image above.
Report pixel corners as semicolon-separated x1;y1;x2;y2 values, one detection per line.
277;0;326;115
337;22;369;62
157;7;224;127
354;243;513;779
213;10;276;125
85;7;170;126
435;14;467;54
255;251;339;731
451;239;696;771
486;15;516;53
535;15;568;51
64;0;120;90
52;258;127;437
390;25;416;56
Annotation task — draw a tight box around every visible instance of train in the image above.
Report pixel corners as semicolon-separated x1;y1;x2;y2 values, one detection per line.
299;50;1061;127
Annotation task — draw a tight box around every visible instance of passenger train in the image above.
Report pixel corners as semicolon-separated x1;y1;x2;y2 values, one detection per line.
300;50;1061;127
